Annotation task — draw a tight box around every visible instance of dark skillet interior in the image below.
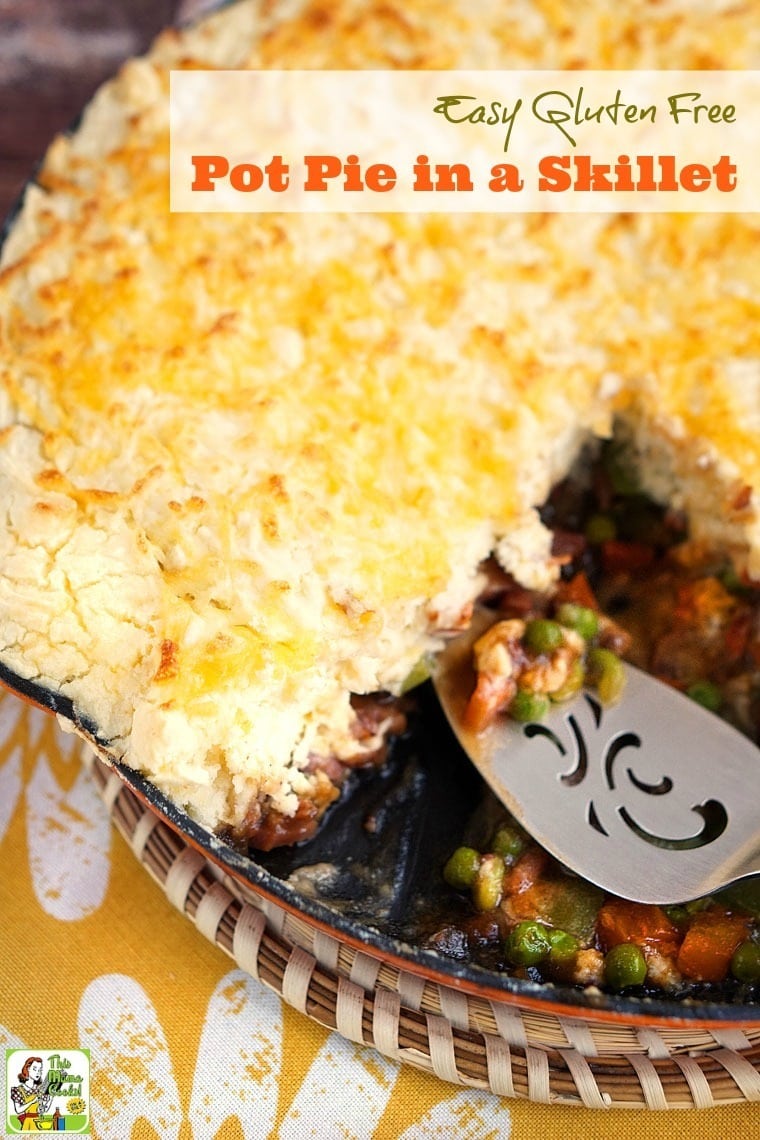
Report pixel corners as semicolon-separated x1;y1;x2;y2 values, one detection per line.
1;143;758;1029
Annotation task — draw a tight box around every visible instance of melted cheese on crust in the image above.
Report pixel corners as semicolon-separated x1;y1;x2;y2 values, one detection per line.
0;0;758;830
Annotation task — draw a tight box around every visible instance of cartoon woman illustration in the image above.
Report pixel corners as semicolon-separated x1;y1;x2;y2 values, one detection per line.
9;1056;55;1131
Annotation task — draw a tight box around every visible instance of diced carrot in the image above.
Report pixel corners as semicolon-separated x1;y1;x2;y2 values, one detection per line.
503;847;550;895
508;885;546;923
596;900;681;957
555;572;600;612
676;908;750;984
600;540;656;574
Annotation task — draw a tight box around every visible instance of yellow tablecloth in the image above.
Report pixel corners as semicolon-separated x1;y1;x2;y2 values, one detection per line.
0;690;756;1138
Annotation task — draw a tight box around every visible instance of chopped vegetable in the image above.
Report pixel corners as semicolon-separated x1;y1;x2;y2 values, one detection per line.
509;689;550;722
550;659;585;703
731;940;760;983
472;853;506;911
604;943;647;989
676;908;750;983
508;876;603;943
503;846;550;895
466;577;622;730
506;921;552;966
524;618;564;654
587;647;626;704
491;824;526;864
596;900;681;958
555;602;600;642
547;929;581;963
443;847;480;890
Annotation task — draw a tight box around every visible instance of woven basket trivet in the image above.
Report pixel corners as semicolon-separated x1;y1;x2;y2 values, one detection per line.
91;757;760;1110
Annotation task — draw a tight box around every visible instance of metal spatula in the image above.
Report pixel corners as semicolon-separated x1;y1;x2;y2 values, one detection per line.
433;610;760;905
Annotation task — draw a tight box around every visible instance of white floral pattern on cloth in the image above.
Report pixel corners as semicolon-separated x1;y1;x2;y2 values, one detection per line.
190;972;283;1139
0;694;111;919
279;1033;398;1139
74;971;512;1139
78;975;184;1138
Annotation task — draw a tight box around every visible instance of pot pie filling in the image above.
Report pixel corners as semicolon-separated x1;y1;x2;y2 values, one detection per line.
430;447;760;997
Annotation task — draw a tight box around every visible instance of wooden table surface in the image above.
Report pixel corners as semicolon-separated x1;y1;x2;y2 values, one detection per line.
0;1;214;219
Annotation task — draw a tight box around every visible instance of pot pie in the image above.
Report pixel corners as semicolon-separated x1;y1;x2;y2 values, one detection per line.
0;0;759;856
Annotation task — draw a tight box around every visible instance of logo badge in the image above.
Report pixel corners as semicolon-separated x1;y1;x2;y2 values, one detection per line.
5;1049;90;1134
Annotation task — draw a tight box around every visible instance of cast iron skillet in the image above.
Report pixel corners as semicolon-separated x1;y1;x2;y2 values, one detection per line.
2;112;758;1030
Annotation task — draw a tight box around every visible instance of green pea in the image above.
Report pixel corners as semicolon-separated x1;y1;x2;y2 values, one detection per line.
731;940;760;983
587;647;626;705
686;680;722;713
524;618;565;655
664;905;690;928
509;690;550;723
585;513;617;545
491;824;526;864
556;602;599;642
603;943;647;989
550;659;585;704
547;929;580;964
472;853;506;912
443;846;480;891
506;921;552;967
